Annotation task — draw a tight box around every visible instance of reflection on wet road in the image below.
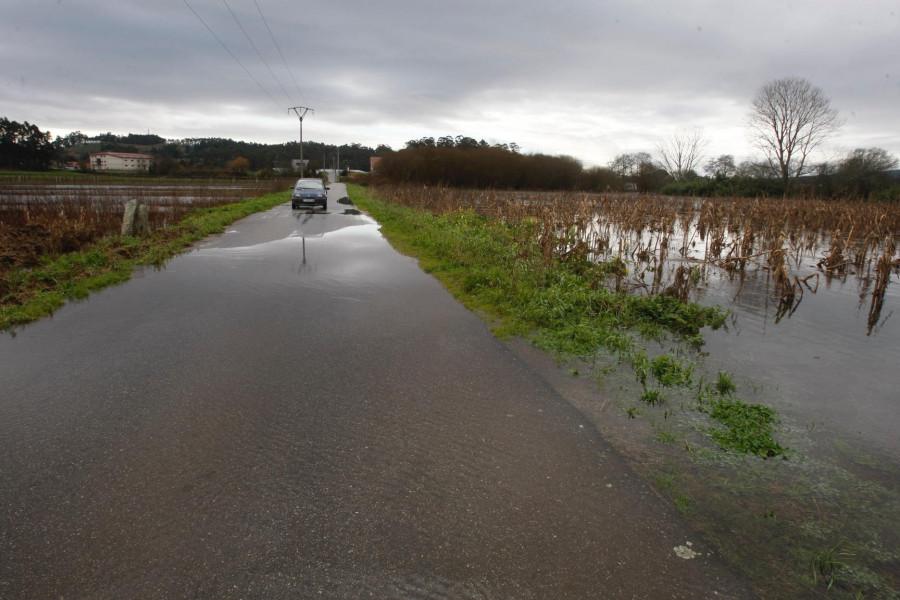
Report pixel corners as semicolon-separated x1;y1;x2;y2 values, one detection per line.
0;184;753;598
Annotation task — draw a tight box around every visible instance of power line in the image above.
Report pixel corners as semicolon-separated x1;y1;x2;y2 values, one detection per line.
254;0;309;106
182;0;284;113
222;0;296;107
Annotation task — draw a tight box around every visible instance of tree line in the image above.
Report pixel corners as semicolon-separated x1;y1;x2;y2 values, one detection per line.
0;117;58;170
374;138;898;201
660;148;899;200
88;135;387;176
0;118;386;176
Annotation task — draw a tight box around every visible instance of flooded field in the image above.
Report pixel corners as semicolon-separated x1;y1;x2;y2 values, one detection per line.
0;177;293;268
0;178;291;213
565;193;899;461
600;249;900;598
376;185;900;598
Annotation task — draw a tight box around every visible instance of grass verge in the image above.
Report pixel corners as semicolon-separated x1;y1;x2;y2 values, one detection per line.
1;191;289;331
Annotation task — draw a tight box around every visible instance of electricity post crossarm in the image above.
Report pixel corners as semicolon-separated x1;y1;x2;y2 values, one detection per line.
288;106;313;177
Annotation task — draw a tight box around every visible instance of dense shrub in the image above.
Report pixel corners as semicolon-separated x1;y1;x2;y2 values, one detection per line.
375;145;584;190
662;175;786;198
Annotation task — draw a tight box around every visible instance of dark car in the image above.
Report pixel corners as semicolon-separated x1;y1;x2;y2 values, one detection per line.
291;178;329;210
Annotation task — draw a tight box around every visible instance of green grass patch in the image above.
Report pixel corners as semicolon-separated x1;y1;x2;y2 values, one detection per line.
651;353;694;387
715;370;738;395
1;191;289;330
706;397;785;458
641;388;666;406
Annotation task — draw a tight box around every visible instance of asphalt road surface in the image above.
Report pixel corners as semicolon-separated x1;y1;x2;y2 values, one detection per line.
0;184;754;599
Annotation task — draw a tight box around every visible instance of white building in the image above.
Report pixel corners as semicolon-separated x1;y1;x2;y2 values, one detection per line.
89;152;152;172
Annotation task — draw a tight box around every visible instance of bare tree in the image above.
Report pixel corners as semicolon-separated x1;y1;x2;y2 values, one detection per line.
656;128;707;181
747;76;842;193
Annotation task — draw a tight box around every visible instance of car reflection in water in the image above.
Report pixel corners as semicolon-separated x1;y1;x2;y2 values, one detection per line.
292;197;370;276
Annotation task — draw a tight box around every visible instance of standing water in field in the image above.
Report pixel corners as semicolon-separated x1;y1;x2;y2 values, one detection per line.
601;197;900;466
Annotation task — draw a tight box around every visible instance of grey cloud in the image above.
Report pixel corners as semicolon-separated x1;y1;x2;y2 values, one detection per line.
1;0;897;165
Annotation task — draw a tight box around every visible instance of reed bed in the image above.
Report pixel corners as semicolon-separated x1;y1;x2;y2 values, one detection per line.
374;185;900;325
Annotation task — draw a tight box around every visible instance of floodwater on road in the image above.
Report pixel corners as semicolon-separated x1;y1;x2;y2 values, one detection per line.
0;186;754;599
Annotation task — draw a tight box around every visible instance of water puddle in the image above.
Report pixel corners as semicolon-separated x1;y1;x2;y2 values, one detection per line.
197;204;372;250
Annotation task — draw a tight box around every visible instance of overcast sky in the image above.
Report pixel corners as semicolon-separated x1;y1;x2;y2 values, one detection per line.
3;0;897;168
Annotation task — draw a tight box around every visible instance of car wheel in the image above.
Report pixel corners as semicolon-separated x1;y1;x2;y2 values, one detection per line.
322;201;327;211
291;202;297;209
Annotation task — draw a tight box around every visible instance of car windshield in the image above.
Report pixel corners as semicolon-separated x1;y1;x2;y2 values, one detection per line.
295;180;323;190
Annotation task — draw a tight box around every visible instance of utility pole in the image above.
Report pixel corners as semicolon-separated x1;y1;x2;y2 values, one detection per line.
288;106;313;177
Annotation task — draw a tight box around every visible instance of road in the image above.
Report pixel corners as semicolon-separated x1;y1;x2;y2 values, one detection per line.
0;184;753;598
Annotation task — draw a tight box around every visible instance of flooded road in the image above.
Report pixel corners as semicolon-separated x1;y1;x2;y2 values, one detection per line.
0;185;753;598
